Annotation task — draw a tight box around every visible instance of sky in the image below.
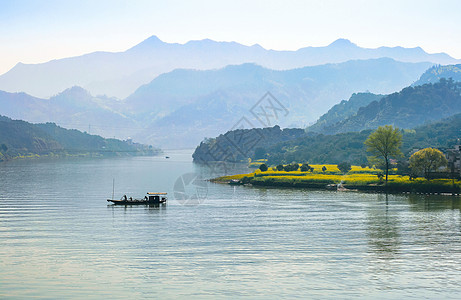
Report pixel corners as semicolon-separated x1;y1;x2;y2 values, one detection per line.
1;0;460;75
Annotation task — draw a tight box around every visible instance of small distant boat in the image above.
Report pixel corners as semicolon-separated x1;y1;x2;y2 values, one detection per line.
165;156;170;159
229;179;243;185
107;192;167;205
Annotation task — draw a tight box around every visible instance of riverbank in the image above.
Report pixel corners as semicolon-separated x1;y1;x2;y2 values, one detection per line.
0;149;163;163
212;165;461;194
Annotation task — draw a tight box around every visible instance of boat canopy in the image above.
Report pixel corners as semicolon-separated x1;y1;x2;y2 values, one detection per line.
147;192;167;195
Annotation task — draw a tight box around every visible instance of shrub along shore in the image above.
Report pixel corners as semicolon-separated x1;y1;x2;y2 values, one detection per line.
212;164;461;194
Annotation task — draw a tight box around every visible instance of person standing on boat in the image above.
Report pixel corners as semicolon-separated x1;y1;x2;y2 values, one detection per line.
123;195;127;201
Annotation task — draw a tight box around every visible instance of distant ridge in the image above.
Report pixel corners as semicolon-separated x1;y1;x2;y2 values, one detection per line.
0;115;159;161
0;36;458;98
0;59;433;148
318;79;461;134
413;64;461;86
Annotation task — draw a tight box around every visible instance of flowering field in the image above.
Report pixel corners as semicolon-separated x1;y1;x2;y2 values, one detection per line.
213;164;461;193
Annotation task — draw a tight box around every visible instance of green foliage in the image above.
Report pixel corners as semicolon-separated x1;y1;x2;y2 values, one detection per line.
0;115;159;160
414;64;461;86
324;79;461;134
396;160;410;175
276;164;284;171
337;162;351;173
264;113;461;167
307;92;384;133
283;163;300;172
193;126;305;163
259;163;268;172
365;125;402;182
300;163;313;172
322;166;327;173
409;148;448;178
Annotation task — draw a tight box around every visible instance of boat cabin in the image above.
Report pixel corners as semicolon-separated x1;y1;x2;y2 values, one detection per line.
147;192;167;204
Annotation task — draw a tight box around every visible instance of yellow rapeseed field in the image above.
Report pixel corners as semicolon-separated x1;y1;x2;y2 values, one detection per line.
213;163;461;193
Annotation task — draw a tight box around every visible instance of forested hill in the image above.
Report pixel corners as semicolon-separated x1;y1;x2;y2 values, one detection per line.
0;116;159;161
319;79;461;134
265;113;461;165
192;126;306;162
192;113;461;165
413;64;461;86
307;92;384;133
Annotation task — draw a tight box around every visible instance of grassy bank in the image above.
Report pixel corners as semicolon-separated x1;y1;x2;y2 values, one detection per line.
212;164;461;194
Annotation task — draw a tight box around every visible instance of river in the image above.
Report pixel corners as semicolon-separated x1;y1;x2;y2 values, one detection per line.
1;150;460;299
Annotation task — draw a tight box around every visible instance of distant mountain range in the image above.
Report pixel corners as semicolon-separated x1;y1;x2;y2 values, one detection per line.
0;87;140;140
0;36;458;98
0;59;432;148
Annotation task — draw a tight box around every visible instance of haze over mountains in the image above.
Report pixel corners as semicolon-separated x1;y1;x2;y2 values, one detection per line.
2;35;461;149
0;58;432;148
0;36;458;99
307;64;461;135
313;78;461;135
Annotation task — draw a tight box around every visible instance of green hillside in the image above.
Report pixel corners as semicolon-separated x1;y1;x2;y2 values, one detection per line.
307;92;384;133
265;113;461;165
320;79;461;134
0;116;159;161
413;64;461;86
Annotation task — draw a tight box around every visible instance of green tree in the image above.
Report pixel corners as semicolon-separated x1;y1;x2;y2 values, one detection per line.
337;162;351;173
364;125;402;183
276;164;284;171
300;163;311;172
259;163;268;172
409;148;448;178
284;163;299;172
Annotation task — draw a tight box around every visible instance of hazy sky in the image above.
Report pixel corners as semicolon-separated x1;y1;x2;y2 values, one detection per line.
1;0;460;75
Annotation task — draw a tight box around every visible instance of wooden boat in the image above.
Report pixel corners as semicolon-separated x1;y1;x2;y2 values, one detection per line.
107;192;167;205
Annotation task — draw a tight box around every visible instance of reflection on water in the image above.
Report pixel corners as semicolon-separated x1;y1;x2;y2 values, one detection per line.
407;193;461;211
1;153;461;299
366;194;401;259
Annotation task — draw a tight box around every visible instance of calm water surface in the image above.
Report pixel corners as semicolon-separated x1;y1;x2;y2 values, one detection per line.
1;150;461;299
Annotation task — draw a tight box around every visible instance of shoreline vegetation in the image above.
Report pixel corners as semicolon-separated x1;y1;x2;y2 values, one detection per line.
211;164;461;195
0;115;162;162
0;149;162;162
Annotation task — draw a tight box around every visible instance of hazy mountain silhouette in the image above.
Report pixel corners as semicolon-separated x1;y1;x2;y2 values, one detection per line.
0;36;457;98
0;59;434;148
0;87;140;139
125;59;431;147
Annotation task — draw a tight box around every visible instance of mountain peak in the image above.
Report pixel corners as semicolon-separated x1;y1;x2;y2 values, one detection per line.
328;38;357;48
143;35;163;44
127;35;166;52
57;86;92;98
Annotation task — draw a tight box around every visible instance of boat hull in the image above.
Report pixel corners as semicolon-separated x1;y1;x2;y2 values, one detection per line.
107;199;166;205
